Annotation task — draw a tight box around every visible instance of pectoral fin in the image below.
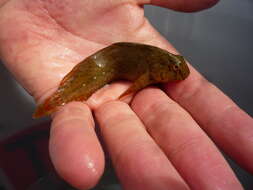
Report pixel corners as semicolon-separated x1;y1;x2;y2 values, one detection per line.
119;72;151;99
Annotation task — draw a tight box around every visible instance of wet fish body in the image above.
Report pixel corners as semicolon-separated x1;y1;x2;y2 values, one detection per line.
33;42;190;118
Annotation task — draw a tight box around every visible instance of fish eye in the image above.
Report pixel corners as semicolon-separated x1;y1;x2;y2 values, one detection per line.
173;64;180;71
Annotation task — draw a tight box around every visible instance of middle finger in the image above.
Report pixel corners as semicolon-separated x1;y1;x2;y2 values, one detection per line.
95;101;189;190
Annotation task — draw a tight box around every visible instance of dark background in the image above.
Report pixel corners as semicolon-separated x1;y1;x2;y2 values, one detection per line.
0;0;253;189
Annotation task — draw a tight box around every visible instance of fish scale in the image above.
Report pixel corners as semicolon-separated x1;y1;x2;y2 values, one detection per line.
33;42;190;118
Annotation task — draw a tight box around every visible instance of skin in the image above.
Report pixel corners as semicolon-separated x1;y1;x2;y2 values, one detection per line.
33;42;190;118
0;0;252;190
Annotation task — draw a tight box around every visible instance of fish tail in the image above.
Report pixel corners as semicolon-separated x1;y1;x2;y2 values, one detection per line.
32;94;63;118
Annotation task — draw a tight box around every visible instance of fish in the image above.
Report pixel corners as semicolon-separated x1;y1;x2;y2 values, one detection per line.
33;42;190;118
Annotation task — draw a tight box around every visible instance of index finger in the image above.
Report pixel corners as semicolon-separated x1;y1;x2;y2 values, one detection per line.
165;65;253;172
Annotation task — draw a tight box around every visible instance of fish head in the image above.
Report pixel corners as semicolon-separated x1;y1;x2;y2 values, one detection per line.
150;53;190;82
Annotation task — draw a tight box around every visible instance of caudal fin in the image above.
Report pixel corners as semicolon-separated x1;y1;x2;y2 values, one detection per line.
33;95;63;118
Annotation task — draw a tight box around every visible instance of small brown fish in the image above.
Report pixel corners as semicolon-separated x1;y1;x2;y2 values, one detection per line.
33;42;190;118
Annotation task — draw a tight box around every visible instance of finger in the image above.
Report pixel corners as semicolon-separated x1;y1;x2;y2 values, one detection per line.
139;0;219;12
165;65;253;172
132;88;243;190
49;102;104;190
134;19;253;173
95;101;189;190
86;81;132;110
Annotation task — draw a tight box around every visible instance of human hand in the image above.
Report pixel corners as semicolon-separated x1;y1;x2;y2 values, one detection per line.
1;0;252;190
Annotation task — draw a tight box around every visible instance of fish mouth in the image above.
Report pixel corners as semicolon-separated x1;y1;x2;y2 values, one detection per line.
174;56;190;80
179;62;190;80
174;66;190;81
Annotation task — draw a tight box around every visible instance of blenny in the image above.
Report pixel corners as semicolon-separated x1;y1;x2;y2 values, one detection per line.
33;42;190;118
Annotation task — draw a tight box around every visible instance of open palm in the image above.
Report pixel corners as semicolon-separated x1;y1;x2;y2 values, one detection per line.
1;0;253;190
